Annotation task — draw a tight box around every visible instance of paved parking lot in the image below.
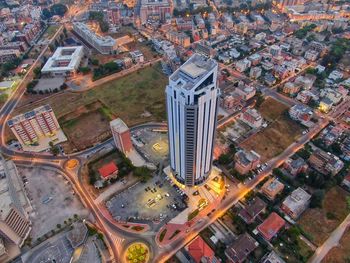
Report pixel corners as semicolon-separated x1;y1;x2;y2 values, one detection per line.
18;167;88;239
106;173;186;223
131;128;168;164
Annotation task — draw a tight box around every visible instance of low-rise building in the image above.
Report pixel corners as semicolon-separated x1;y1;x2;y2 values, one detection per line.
284;157;308;176
304;49;319;61
260;251;286;263
261;178;285;200
308;149;344;176
98;161;119;181
235;59;251;72
166;31;190;48
283;82;300;95
41;46;84;77
281;187;311;219
129;50;144;63
249;66;262;79
239;108;263;129
238;197;267;224
0;49;20;63
225;233;258;263
234;149;261;175
187;236;218;263
342;174;350;190
289;104;313;124
257;212;285;241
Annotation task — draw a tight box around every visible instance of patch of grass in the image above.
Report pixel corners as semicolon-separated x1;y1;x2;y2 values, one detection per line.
131;226;144;231
298;186;350;246
45;25;60;39
188;209;200;221
169;230;180;240
322;227;350;263
258;97;289;121
159;229;167;242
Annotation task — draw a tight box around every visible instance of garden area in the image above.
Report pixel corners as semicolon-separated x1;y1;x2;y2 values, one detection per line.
125;243;150;263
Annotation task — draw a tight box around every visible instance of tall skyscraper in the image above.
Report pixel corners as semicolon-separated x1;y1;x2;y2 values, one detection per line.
166;54;219;187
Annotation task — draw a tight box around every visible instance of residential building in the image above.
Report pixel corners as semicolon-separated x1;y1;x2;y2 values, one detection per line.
7;105;60;146
0;49;20;63
308;149;344;176
281;187;311;219
304;49;319;61
129;50;144;63
41;46;84;77
138;0;172;24
261;178;285;200
73;22;116;54
289;104;313;124
283;82;300;95
234;149;261;175
250;66;262;79
260;251;286;263
98;161;119;181
239;108;263;129
270;44;281;57
320;88;342;105
187;236;218;263
166;31;191;48
257;212;285;241
0;156;31;263
110;118;133;154
342;173;350;190
238;197;267;224
296;90;314;104
284;157;308;176
225;233;258;263
166;54;219;186
235;59;251;72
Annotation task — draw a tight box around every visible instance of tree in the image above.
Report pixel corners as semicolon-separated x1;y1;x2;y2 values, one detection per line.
218;153;231;165
99;20;109;33
42;8;52;19
33;67;41;78
79;67;91;74
50;3;68;17
49;141;59;156
310;189;325;208
57;223;62;229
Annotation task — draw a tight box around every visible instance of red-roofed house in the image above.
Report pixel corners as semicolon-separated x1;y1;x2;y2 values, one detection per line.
257;212;285;241
98;161;118;181
187;236;218;263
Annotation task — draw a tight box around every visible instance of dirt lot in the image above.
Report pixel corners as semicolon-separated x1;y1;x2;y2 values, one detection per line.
298;187;350;246
59;101;113;152
240;112;302;162
259;97;290;121
18;166;88;240
6;63;167;147
322;227;350;263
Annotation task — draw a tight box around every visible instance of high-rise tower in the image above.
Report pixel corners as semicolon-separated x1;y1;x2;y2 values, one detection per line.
166;54;219;186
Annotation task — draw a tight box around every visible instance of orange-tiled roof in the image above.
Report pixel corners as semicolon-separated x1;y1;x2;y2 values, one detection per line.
98;162;118;178
188;236;215;263
257;212;285;241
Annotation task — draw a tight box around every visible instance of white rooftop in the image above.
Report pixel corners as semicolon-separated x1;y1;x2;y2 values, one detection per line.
110;118;129;133
41;46;84;73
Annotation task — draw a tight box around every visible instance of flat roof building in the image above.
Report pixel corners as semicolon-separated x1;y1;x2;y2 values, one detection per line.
41;46;84;77
73;22;116;54
261;178;285;200
281;187;311;219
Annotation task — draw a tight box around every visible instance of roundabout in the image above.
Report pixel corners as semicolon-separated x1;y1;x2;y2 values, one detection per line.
125;242;151;263
65;158;79;170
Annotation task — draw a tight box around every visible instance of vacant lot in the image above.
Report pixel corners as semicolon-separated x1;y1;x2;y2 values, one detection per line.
298;187;350;246
7;63;167;146
59;101;113;152
259;97;289;121
241;98;302;162
322;226;350;263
